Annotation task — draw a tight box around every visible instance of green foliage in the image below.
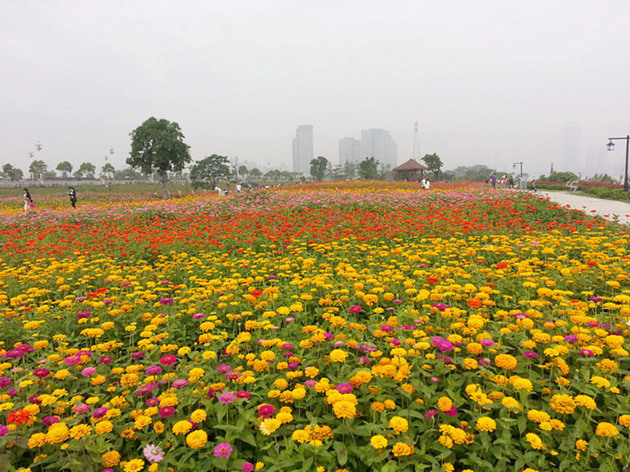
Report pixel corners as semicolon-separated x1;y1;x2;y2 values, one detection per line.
448;164;494;182
56;161;73;178
358;156;380;179
128;117;192;198
74;162;96;179
539;171;579;182
190;154;231;190
2;164;23;181
587;173;617;184
421;153;443;179
310;156;329;181
28;159;47;178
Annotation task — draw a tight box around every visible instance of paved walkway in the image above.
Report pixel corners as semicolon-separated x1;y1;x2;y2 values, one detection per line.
538;191;630;225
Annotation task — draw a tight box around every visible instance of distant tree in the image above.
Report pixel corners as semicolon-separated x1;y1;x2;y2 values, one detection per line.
44;170;57;179
74;162;96;179
56;161;73;178
101;163;115;180
127;117;192;199
343;161;357;180
310;156;329;181
358;156;380;180
2;164;23;181
29;160;47;179
238;165;249;179
450;164;494;182
115;168;145;180
542;171;579;182
249;168;262;179
421;153;443;180
587;173;616;184
189;154;231;190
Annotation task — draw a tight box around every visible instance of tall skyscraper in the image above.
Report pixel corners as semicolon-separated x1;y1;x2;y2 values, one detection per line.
338;137;361;165
360;129;398;169
292;125;313;175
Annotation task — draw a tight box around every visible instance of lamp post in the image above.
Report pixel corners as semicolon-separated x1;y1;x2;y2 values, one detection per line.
606;135;629;192
513;161;523;188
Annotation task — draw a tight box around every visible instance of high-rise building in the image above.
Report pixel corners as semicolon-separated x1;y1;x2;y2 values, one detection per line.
292;125;313;175
338;137;361;165
360;129;398;169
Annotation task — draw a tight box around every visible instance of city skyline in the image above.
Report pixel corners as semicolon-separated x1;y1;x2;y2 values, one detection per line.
2;2;630;181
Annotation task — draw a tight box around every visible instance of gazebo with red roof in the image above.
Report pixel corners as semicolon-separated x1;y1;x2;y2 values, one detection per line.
392;159;428;181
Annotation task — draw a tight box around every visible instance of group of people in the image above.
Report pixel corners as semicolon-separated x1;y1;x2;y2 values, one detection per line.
22;187;77;212
489;173;536;191
420;178;431;190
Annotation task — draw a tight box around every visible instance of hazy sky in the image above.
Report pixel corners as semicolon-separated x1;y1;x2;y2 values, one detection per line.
2;1;630;179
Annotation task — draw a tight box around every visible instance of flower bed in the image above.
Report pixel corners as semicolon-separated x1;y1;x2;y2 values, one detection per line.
0;183;628;472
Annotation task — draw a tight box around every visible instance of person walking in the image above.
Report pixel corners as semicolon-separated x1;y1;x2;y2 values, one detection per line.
67;187;77;208
23;188;34;211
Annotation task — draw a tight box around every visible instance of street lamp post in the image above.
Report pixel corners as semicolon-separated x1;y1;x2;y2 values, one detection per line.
606;135;629;192
513;161;523;188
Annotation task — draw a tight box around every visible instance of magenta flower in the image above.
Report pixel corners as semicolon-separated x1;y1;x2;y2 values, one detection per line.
158;406;176;418
431;336;454;353
236;391;251;400
425;409;438;419
159;355;177;366
173;379;189;389
349;305;363;313
143;444;165;463
257;404;275;418
193;313;206;319
217;364;231;373
76;311;91;319
92;407;109;419
146;365;162;375
214;442;233;458
219;392;236;404
159;297;174;305
73;403;90;413
336;383;353;394
33;368;50;379
242;462;255;472
99;356;114;364
380;325;394;332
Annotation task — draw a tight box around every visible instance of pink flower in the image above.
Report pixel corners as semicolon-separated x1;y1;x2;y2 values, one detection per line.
158;406;175;418
217;364;231;373
257;404;275;418
143;444;164;463
214;442;233;458
336;383;353;394
146;365;162;375
81;367;96;377
172;379;189;389
219;392;236;404
236;391;251;400
349;305;363;313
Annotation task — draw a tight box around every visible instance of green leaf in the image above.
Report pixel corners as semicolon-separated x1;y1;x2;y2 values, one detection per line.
334;440;348;466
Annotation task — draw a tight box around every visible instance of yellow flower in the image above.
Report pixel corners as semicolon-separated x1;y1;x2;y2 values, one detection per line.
190;409;207;423
574;395;596;410
437;396;453;412
101;451;121;467
391;442;414;457
475;417;496;432
370;435;388;449
333;400;356;419
595;422;619;437
186;430;208;449
69;424;92;440
172;420;192;435
575;439;588;451
95;421;113;434
124;459;145;472
494;354;517;370
46;422;69;444
329;349;348;362
619;415;630;428
259;418;281;435
526;433;545;450
549;394;576;414
28;433;47;448
590;376;611;388
389;416;409;434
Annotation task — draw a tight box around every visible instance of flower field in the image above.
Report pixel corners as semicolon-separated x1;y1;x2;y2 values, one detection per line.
0;182;628;472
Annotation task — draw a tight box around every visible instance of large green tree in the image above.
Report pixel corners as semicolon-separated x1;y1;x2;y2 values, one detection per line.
56;161;73;178
128;117;192;199
190;154;231;190
29;160;47;179
421;153;443;180
358;156;379;180
310;156;329;181
74;162;96;179
2;164;23;181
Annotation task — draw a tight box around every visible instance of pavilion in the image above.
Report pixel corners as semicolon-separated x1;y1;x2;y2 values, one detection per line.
392;159;428;181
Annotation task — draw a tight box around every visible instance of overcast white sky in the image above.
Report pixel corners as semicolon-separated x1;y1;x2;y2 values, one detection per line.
2;0;630;179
